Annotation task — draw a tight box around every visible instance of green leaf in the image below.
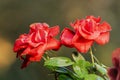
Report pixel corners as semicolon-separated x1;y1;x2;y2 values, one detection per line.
94;63;107;75
73;60;92;78
55;67;81;80
84;74;104;80
55;67;69;74
58;74;73;80
44;57;74;67
78;60;91;68
72;52;85;63
73;64;86;78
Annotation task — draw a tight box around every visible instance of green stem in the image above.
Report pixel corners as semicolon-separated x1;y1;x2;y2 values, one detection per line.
42;56;47;61
93;55;100;64
90;48;95;66
42;52;50;61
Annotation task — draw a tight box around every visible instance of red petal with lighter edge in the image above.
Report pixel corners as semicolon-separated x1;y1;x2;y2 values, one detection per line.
86;16;101;23
79;20;100;39
29;23;49;33
13;34;28;52
70;19;80;30
95;32;110;45
30;44;46;57
49;26;60;37
60;28;75;47
99;22;112;32
72;35;93;53
46;38;61;50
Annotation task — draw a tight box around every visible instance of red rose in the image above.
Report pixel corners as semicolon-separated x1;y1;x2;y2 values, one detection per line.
60;16;111;53
108;48;120;80
13;23;60;68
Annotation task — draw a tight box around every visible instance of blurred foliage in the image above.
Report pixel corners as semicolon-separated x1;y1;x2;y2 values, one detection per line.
0;0;120;80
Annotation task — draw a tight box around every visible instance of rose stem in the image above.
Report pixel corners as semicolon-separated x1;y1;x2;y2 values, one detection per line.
90;48;95;66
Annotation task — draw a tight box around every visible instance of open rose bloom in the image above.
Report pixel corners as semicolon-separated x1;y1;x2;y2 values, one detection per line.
60;16;111;53
13;23;60;68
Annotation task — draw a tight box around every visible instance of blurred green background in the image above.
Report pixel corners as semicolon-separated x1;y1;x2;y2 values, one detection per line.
0;0;120;80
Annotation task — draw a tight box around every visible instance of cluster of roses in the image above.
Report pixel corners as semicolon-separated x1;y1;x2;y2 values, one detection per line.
13;15;120;80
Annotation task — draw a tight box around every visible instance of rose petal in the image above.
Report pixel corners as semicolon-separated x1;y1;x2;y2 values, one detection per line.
86;16;101;23
98;22;112;32
13;34;28;52
60;28;75;47
30;44;46;56
70;19;80;30
72;31;80;42
21;55;30;69
29;23;49;33
22;46;32;55
34;30;45;42
21;44;46;69
79;20;100;39
72;33;93;53
112;48;120;67
46;38;61;50
49;26;60;37
21;54;43;69
28;30;45;47
116;69;120;80
107;67;118;80
16;48;26;58
95;32;110;45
